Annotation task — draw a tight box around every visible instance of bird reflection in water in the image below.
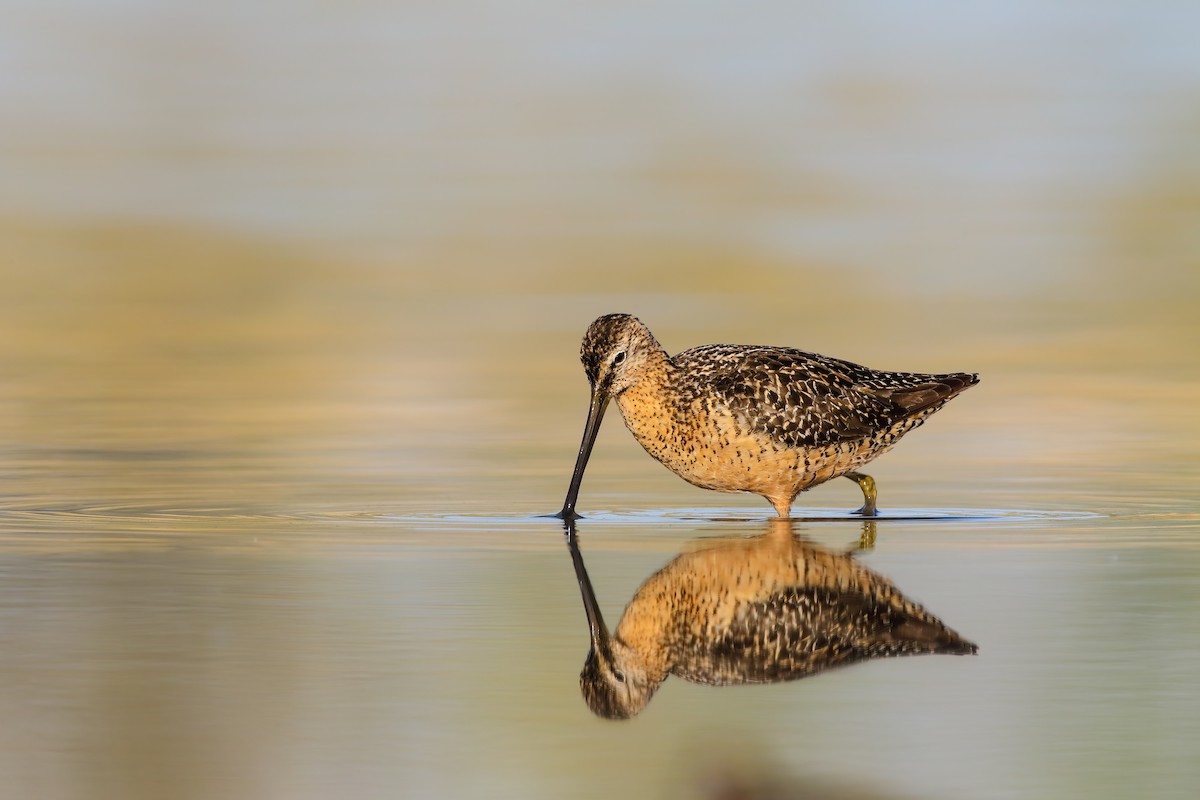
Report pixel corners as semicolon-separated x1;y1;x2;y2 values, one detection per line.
564;520;977;719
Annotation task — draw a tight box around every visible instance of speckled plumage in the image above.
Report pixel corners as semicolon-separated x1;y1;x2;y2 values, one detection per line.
570;524;977;719
559;314;979;518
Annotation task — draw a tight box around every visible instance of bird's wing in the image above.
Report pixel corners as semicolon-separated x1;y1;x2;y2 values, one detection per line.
673;345;973;450
670;586;969;686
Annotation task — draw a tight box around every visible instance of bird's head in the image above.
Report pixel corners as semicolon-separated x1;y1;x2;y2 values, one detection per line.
579;637;658;720
579;313;663;397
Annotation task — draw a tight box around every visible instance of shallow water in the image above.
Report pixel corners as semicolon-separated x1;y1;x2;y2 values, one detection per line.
3;2;1200;799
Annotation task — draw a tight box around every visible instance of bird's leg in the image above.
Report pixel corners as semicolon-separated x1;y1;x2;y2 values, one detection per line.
844;472;878;517
846;520;877;554
768;493;793;518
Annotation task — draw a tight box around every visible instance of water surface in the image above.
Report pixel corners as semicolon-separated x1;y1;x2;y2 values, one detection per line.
1;2;1199;799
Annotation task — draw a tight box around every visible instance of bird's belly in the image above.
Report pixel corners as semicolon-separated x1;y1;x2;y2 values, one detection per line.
673;433;800;494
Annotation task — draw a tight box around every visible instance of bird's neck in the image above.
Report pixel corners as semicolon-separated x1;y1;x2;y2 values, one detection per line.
614;354;679;462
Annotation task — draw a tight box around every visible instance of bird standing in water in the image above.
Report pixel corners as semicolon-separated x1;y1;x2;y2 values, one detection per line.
557;314;978;519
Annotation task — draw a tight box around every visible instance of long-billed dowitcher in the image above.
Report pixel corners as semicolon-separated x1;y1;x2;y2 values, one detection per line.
567;522;977;719
557;314;978;518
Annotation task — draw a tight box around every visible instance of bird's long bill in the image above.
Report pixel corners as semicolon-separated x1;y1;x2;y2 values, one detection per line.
557;386;609;520
565;524;612;658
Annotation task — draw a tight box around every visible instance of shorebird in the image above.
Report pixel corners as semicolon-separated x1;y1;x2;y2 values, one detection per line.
557;314;978;518
566;521;978;719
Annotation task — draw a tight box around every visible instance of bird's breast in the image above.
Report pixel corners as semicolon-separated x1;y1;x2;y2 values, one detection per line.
616;384;807;495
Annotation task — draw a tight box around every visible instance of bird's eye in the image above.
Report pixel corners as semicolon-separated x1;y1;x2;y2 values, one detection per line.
613;670;626;683
612;351;626;366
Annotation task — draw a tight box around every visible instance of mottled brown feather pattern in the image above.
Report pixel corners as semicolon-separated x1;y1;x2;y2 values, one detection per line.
576;314;978;516
681;585;976;685
578;527;977;718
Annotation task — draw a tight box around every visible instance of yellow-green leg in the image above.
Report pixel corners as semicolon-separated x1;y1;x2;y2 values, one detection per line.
849;520;877;553
844;471;877;517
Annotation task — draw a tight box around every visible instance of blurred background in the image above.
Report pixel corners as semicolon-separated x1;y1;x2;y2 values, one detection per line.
0;2;1198;799
2;0;1198;514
